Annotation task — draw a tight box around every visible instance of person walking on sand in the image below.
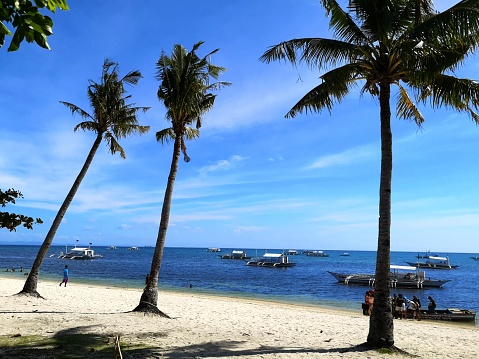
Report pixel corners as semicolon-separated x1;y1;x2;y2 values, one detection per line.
59;265;69;287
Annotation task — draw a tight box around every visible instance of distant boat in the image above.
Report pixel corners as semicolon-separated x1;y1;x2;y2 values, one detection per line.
329;265;450;288
206;248;221;252
246;253;296;268
220;250;251;260
406;255;458;269
340;252;350;256
282;249;300;255
417;250;439;258
126;246;139;251
59;243;103;260
471;256;479;261
304;250;329;257
106;246;117;250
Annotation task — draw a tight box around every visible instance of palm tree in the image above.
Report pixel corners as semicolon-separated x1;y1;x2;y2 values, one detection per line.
133;41;230;315
260;0;479;348
19;59;150;298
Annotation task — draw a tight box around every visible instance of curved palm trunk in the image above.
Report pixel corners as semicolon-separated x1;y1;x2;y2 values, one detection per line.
367;82;394;347
19;134;103;297
133;137;181;317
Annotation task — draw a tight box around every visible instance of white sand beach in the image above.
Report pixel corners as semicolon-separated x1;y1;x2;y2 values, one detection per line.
0;276;478;358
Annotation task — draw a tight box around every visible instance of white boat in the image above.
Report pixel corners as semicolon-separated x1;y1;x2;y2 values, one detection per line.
220;250;251;259
340;252;350;256
206;248;221;252
106;246;118;250
59;243;103;260
406;255;458;269
246;253;296;268
283;249;300;255
126;246;139;251
305;250;329;257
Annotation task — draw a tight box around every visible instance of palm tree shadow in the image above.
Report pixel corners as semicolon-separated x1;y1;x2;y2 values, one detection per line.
161;340;379;358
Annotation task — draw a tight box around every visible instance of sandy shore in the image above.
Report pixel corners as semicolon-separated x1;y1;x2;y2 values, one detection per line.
0;276;478;358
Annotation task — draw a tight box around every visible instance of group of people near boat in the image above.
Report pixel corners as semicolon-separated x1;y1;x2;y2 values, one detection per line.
364;291;437;320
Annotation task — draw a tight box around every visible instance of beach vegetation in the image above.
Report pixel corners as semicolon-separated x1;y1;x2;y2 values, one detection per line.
0;188;43;231
133;41;230;316
0;0;69;51
1;0;68;236
260;0;479;348
18;58;150;298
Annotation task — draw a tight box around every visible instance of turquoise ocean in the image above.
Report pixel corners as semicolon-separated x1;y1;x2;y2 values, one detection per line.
1;245;478;324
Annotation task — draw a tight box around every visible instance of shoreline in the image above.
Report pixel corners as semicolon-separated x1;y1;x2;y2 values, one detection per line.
1;277;478;358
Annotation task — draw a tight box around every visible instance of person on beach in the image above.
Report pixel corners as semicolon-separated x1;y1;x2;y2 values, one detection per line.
145;273;150;285
395;294;406;319
428;296;437;313
412;295;422;321
59;265;69;287
366;290;374;316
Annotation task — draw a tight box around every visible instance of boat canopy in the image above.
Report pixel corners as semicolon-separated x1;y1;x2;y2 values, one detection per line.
232;250;245;254
390;265;416;271
428;256;448;261
262;253;283;258
71;247;89;252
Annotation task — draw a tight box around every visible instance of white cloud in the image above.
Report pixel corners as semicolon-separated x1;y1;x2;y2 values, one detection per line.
305;144;377;170
199;155;248;174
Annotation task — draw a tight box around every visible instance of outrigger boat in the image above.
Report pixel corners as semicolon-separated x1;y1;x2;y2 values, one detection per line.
220;250;251;260
206;248;221;252
410;308;476;322
406;255;458;269
59;242;103;260
328;265;450;288
246;253;296;268
304;250;329;257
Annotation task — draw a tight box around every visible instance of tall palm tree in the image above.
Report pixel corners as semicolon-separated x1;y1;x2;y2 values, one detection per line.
261;0;479;348
133;41;230;315
19;59;150;298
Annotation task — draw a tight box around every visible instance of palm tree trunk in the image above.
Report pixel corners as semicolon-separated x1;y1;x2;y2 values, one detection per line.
133;136;181;317
367;82;394;347
18;134;103;298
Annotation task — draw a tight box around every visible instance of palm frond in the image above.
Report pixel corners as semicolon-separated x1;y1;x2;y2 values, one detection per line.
260;38;363;69
156;128;175;144
59;101;94;121
395;83;424;126
184;126;200;140
320;0;367;45
287;64;362;118
73;121;98;132
103;132;126;159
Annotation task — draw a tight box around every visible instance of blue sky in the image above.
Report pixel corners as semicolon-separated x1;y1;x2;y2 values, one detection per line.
2;0;479;253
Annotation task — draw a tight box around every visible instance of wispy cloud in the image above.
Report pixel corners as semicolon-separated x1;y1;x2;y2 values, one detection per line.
304;144;377;170
199;155;248;175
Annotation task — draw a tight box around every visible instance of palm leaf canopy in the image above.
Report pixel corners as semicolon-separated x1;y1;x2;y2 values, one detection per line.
60;58;150;158
156;41;231;133
260;0;479;124
155;41;230;161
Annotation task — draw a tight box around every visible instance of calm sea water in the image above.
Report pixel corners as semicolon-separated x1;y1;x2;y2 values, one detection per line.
1;245;478;321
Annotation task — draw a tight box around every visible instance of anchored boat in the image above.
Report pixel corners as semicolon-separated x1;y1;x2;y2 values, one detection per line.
406;255;458;269
59;243;103;260
246;253;296;268
328;265;450;288
220;250;251;260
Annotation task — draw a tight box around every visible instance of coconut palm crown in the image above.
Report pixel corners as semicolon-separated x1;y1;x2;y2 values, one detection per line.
260;0;479;348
